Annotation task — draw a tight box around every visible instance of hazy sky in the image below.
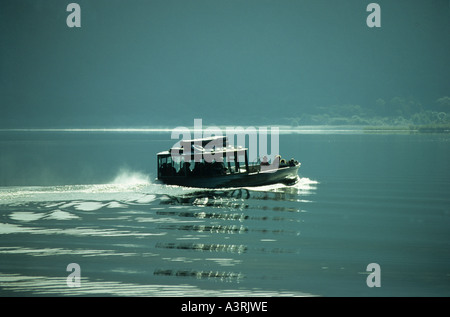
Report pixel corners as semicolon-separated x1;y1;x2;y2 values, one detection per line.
1;0;449;127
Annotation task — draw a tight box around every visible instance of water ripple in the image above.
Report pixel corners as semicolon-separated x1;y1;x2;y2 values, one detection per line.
0;273;315;296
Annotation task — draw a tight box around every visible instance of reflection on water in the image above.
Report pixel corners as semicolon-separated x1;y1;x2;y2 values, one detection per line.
0;273;314;296
0;178;318;296
156;242;248;253
2;132;450;296
154;269;245;283
161;178;315;211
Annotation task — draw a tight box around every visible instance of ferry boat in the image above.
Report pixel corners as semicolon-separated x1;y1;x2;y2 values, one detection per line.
156;136;300;188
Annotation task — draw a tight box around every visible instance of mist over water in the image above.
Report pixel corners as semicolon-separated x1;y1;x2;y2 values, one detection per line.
111;168;151;186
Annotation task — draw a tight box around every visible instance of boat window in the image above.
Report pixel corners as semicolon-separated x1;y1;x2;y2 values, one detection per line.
222;151;246;174
223;153;234;173
191;157;227;176
172;156;180;171
159;155;177;176
237;153;247;173
227;159;236;174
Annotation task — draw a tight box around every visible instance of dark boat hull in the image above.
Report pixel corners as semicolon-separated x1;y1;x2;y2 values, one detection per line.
158;163;300;188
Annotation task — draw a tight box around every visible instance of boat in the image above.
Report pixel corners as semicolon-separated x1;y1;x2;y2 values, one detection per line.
156;136;300;188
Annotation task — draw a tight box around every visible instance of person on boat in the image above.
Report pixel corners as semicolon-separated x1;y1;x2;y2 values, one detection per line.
211;160;227;175
184;162;192;175
289;158;298;167
161;163;176;176
193;162;207;176
177;162;192;176
261;156;269;166
260;155;280;172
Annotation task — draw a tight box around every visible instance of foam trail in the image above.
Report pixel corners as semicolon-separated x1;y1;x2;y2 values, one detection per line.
0;169;155;205
245;177;319;192
111;168;151;185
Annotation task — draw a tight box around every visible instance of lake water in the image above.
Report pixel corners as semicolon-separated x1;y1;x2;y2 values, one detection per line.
0;130;449;297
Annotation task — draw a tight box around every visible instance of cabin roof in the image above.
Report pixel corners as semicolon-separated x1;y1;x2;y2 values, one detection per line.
157;150;170;156
157;146;247;158
157;136;248;158
180;136;228;148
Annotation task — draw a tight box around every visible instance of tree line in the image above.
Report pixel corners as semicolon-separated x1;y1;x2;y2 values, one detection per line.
285;96;450;130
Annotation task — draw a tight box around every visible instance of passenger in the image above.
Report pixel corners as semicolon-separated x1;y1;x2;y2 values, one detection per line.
160;163;167;176
212;161;226;175
193;162;205;176
261;156;269;166
261;155;279;171
160;163;176;176
177;162;185;176
183;162;192;175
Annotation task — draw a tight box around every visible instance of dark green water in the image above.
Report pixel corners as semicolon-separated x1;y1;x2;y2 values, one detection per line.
0;131;449;296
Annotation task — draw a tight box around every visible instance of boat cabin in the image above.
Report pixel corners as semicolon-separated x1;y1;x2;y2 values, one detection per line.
157;136;251;179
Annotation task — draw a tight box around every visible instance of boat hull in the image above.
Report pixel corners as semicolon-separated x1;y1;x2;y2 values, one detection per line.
158;163;300;188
